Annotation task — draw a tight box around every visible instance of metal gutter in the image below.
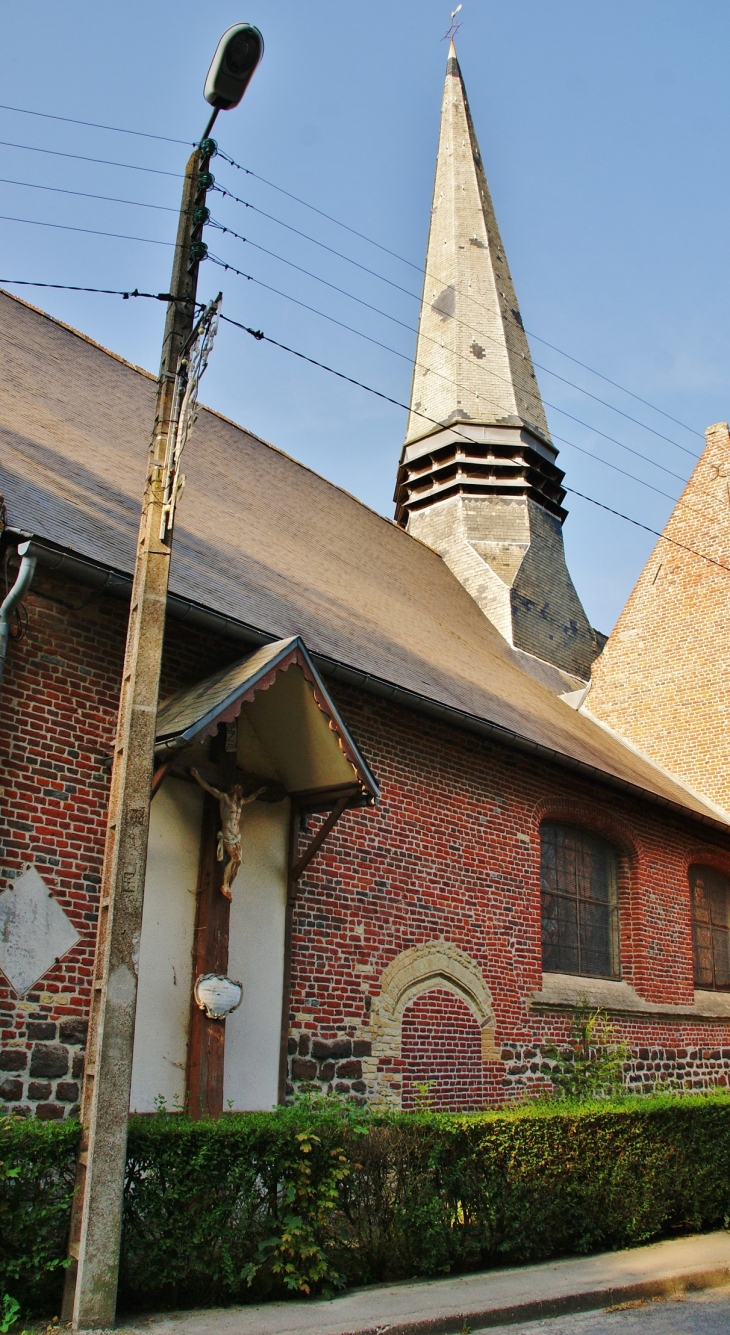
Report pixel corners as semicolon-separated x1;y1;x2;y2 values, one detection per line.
0;539;38;691
13;529;730;835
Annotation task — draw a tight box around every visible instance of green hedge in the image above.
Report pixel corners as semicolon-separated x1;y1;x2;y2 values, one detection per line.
2;1095;730;1315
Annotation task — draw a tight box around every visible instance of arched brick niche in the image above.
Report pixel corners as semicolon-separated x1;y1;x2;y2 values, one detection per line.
363;940;497;1107
401;987;485;1111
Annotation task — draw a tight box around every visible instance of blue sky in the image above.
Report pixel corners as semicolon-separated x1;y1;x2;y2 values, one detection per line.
2;1;729;634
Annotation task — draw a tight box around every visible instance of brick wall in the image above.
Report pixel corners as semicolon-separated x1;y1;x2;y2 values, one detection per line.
0;565;239;1117
401;988;485;1110
0;565;124;1117
285;683;730;1106
2;569;730;1117
588;421;730;815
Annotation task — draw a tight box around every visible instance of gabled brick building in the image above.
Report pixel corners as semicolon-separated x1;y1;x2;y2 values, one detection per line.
1;46;730;1120
587;419;730;816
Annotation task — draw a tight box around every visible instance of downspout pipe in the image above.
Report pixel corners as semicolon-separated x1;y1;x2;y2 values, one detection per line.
0;540;37;693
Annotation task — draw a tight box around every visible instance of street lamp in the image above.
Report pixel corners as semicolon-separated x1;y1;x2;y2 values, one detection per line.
204;22;264;123
61;26;263;1332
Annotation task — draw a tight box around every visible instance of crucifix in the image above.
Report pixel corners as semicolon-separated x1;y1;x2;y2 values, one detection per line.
185;726;268;1118
190;768;265;899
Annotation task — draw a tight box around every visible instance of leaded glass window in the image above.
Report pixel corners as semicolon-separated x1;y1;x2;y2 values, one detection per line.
541;823;620;978
690;865;730;991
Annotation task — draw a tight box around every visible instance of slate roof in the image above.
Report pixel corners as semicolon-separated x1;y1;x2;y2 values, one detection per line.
154;635;380;802
0;290;725;830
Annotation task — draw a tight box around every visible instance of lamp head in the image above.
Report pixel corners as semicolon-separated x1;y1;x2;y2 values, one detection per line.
204;23;264;110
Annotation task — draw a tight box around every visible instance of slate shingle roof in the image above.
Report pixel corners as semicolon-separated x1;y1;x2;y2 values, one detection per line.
0;290;725;830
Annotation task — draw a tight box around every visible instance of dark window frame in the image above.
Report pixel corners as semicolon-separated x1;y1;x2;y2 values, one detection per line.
540;822;621;980
690;864;730;992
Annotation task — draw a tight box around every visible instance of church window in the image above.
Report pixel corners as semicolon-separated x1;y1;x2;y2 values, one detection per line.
541;823;620;978
690;865;730;991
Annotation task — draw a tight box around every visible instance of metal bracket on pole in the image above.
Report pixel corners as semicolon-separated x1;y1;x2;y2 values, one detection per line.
159;294;222;543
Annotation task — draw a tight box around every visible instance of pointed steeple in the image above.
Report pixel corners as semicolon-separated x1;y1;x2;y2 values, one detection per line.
403;41;551;450
395;44;602;682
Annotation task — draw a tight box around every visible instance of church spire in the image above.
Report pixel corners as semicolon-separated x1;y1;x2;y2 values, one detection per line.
395;44;602;683
403;41;552;451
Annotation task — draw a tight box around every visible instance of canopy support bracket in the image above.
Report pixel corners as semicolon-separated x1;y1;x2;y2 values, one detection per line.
292;795;349;882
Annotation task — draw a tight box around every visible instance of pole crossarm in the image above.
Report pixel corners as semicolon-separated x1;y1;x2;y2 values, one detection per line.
62;142;216;1330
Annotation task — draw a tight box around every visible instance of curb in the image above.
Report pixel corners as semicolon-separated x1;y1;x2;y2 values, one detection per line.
335;1264;730;1335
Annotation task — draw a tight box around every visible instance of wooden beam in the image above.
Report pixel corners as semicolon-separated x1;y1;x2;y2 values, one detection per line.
150;757;174;800
185;792;230;1119
288;782;364;812
292;796;349;881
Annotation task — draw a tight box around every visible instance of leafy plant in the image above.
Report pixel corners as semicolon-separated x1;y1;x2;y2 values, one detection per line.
412;1081;437;1111
243;1130;350;1294
0;1117;78;1314
543;1007;629;1099
0;1294;19;1334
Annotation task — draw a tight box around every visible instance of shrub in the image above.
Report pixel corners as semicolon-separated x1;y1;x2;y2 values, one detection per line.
0;1116;79;1313
543;1007;629;1099
1;1094;729;1316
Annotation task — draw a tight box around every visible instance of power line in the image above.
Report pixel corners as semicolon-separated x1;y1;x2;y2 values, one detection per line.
0;176;179;213
217;150;421;271
0;279;197;302
0;113;702;445
524;331;703;441
0;264;697;556
0;253;681;510
0;213;173;246
0;195;689;502
1;152;698;471
208;253;679;504
2;153;699;466
213;182;420;302
0;100;699;442
0;102;193;147
213;177;698;460
208;223;689;486
0;139;181;178
220;311;730;580
216;146;703;442
0;118;702;493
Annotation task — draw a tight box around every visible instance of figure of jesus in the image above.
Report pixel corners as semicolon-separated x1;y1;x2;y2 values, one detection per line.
190;769;265;900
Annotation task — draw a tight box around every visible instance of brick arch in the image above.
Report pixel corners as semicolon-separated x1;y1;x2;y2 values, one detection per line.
361;941;497;1106
531;797;640;865
683;845;730;880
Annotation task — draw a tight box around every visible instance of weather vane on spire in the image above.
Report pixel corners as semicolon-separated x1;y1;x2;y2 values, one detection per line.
443;3;463;41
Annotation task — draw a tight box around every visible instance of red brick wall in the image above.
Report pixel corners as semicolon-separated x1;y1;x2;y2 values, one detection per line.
2;571;730;1117
0;568;125;1117
401;988;485;1110
286;683;730;1106
0;566;239;1118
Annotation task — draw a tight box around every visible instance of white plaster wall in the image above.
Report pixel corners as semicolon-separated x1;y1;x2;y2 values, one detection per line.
130;778;203;1112
224;799;289;1110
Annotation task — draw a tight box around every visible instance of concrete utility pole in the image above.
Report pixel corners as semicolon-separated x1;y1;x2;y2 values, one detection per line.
62;25;263;1329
